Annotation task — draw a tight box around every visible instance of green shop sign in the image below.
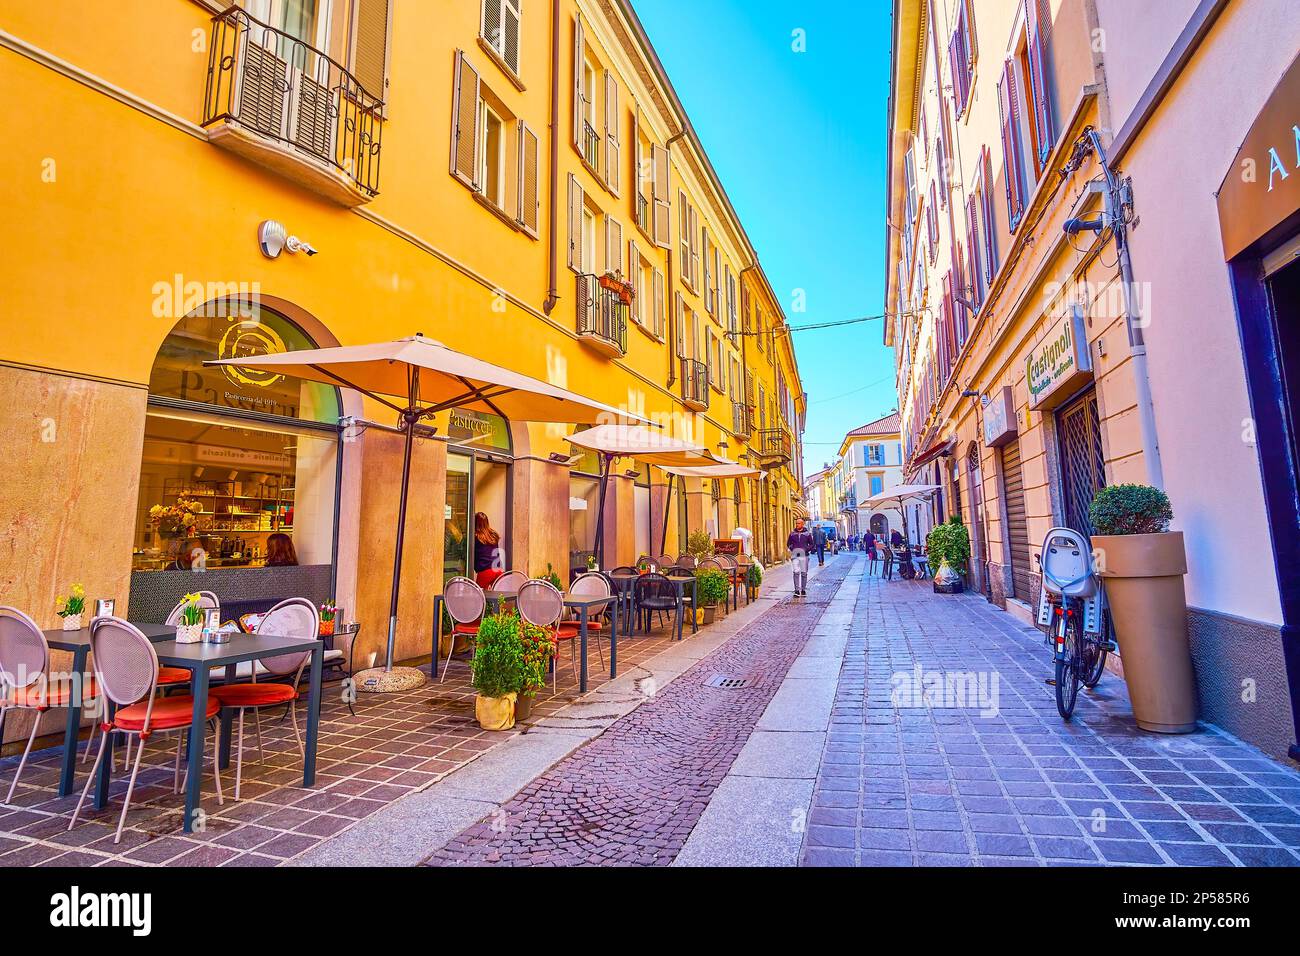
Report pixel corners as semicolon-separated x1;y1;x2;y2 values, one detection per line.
1026;305;1092;410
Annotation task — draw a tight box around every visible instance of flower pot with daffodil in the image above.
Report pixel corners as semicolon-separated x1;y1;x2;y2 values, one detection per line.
175;592;205;644
56;584;87;631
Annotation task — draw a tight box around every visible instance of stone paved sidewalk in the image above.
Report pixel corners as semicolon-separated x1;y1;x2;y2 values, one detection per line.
426;559;851;866
801;558;1300;866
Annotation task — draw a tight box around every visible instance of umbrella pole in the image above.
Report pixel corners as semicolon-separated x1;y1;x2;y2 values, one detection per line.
593;452;611;568
384;405;417;671
660;475;675;556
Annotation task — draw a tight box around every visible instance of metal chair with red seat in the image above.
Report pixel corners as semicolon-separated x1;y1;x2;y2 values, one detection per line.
209;598;317;800
439;577;485;683
516;579;579;691
69;616;223;844
566;572;609;668
490;570;527;594
1;606;99;804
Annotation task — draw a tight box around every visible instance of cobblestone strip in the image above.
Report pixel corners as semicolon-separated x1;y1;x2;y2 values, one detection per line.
801;567;1300;867
426;560;853;866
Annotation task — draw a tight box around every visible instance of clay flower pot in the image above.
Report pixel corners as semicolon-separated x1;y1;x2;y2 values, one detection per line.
1093;531;1197;733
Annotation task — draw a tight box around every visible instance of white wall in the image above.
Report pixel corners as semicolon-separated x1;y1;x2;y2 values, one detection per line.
1113;0;1299;623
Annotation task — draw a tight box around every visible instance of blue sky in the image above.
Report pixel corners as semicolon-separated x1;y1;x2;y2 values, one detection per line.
631;0;897;476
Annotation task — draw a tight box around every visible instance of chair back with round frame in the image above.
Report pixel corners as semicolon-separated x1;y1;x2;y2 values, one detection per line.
0;606;48;697
164;591;220;627
569;572;612;617
445;576;486;626
715;554;737;571
516;579;564;630
655;555;675;569
253;598;319;680
491;570;527;592
697;558;723;572
88;617;160;720
675;554;697;570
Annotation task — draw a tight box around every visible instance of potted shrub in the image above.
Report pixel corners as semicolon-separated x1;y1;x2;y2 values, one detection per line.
745;562;763;600
927;517;970;595
1089;484;1197;733
470;612;526;731
539;562;564;591
516;617;555;721
694;567;729;625
686;529;714;562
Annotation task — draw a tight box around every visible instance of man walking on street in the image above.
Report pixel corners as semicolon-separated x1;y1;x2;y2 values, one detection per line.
813;523;827;566
788;519;814;597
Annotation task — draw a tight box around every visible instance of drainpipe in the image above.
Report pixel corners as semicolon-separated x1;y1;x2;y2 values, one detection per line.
1073;127;1164;489
543;0;562;315
664;130;687;386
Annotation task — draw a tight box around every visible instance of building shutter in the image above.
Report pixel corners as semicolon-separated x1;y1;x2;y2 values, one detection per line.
954;242;968;345
653;267;665;338
606;217;622;276
965;193;983;310
450;50;481;187
997;61;1025;228
502;0;522;75
518;120;539;236
1024;0;1054;170
351;0;391;99
1000;439;1032;601
572;15;584;150
604;70;620;193
981;147;998;281
652;144;671;248
702;231;713;313
568;174;583;271
675;292;685;356
689;206;700;288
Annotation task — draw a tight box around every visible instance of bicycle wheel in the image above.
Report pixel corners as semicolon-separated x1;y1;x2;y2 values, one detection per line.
1055;611;1082;720
1082;610;1109;688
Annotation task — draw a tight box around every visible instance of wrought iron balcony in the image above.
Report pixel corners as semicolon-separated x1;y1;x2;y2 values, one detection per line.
757;428;792;468
582;120;600;170
576;273;629;357
202;6;383;206
732;403;754;439
636;192;650;233
680;358;709;411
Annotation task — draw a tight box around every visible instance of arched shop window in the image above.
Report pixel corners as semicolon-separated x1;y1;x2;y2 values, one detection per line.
133;306;341;573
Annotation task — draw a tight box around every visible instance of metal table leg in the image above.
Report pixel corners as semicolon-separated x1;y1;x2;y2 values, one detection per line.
578;606;589;692
303;643;322;787
57;646;89;796
182;666;208;833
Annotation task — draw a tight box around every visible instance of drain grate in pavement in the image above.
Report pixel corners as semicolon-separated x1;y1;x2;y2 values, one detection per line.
704;673;752;689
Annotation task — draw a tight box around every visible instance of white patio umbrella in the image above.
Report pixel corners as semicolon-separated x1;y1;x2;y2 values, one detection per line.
566;424;711;567
862;483;942;546
657;459;762;555
208;333;655;692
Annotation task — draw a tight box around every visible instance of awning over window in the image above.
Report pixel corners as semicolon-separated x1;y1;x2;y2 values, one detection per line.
905;438;956;477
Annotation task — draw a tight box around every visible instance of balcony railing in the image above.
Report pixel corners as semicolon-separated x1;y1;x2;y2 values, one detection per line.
758;428;792;467
576;273;628;357
680;358;709;411
582;120;600;170
636;192;650;233
732;403;754;439
202;6;383;205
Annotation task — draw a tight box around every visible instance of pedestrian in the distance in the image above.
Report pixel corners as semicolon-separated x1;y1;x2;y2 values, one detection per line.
813;523;827;566
788;519;814;597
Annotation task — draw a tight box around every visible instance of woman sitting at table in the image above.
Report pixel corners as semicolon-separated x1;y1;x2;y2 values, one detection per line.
265;532;298;567
473;512;505;588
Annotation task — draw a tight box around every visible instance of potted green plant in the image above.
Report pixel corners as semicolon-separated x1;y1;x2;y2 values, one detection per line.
470;612;526;730
516;617;555;721
745;562;762;599
1089;484;1196;733
686;529;714;562
173;592;204;644
694;567;729;625
927;517;970;594
540;562;564;591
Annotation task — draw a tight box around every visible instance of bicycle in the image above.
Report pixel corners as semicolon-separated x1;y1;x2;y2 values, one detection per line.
1035;528;1117;719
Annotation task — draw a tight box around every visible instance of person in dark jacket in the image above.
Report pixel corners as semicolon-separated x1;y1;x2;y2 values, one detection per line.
863;530;877;564
813;524;827;566
473;512;504;587
787;519;814;596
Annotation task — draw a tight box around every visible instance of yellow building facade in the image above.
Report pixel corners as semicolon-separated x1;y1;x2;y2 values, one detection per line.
0;0;804;684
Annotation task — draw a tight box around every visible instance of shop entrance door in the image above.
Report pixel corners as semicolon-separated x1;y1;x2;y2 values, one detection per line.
444;453;472;585
1057;389;1106;535
1000;439;1032;602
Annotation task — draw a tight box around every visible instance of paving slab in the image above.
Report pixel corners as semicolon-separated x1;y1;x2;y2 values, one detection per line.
672;776;813;867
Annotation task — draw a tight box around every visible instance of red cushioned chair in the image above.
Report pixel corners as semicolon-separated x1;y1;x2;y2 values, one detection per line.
69;616;223;844
210;598;317;800
1;606;100;804
517;579;587;691
565;572;609;667
439;577;485;684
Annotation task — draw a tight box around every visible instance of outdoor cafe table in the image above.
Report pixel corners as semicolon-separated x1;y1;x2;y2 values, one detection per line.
610;571;699;640
432;589;618;693
46;623;324;834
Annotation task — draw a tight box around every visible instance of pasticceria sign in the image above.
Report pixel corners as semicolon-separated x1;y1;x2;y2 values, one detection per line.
1026;305;1092;410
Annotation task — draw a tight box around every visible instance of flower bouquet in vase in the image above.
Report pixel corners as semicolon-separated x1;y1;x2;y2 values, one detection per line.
149;499;203;540
56;584;86;631
319;600;337;637
175;593;204;643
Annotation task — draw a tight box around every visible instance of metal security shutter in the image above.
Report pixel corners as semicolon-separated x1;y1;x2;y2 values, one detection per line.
351;0;391;99
1057;389;1105;535
1000;439;1032;602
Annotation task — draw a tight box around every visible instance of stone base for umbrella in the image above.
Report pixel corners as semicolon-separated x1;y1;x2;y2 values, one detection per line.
354;665;427;693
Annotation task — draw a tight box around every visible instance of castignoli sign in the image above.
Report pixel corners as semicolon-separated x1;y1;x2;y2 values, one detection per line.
1026;305;1092;410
